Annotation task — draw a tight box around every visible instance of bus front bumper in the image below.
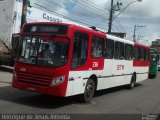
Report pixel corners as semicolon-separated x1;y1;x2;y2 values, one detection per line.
12;79;66;97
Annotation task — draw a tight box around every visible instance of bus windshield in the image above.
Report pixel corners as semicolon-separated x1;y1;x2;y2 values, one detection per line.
18;36;69;67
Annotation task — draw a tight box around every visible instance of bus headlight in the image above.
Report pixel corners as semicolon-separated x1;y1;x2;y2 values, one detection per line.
51;76;65;86
13;71;17;80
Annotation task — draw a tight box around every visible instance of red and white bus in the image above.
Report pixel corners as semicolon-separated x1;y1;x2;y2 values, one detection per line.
12;22;150;102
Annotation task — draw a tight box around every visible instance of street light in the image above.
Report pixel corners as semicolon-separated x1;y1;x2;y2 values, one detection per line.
108;0;142;34
113;0;142;21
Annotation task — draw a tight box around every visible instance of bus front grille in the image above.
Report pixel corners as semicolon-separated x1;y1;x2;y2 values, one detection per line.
18;72;51;87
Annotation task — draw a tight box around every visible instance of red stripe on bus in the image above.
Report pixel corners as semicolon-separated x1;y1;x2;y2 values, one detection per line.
133;61;150;67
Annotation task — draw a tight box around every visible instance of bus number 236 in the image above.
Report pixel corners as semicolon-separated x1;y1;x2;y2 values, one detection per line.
93;62;99;68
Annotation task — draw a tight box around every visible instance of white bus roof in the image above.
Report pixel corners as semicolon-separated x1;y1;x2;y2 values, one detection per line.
107;34;134;45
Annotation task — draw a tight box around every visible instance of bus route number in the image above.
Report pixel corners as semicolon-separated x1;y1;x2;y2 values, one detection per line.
93;62;99;68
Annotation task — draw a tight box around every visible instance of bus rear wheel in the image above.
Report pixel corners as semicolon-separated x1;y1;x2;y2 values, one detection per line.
129;74;136;89
81;78;95;103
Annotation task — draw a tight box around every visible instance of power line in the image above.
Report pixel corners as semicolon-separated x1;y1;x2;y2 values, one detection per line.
45;0;100;18
86;0;110;11
81;0;110;14
49;0;108;21
114;17;126;33
34;3;107;30
34;0;109;30
68;0;109;19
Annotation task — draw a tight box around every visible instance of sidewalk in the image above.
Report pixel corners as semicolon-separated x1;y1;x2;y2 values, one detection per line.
0;65;14;71
0;65;13;87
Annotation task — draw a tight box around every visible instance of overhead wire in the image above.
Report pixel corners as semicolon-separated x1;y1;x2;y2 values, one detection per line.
68;0;109;20
34;3;107;30
85;0;110;11
34;0;147;38
45;0;104;19
112;0;147;40
48;0;108;24
34;0;109;30
115;18;126;33
80;0;110;14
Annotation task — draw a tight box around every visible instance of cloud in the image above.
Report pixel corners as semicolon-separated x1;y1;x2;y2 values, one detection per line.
139;0;160;18
118;0;160;18
34;0;159;44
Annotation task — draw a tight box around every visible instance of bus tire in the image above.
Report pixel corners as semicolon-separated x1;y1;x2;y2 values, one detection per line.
149;73;156;79
129;74;136;89
152;74;156;78
81;78;95;103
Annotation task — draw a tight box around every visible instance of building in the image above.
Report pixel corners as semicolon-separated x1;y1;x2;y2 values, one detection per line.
110;32;126;39
151;39;160;53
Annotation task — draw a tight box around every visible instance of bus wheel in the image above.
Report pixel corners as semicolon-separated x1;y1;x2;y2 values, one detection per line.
82;78;95;103
129;74;136;89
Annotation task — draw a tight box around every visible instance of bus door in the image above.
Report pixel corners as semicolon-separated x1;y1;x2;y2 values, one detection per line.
67;31;89;95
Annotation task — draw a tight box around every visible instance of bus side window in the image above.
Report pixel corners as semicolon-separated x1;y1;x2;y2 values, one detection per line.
133;47;138;60
125;44;133;60
141;48;144;61
114;41;124;60
138;47;142;60
71;32;89;68
104;39;114;59
91;36;103;58
144;49;149;61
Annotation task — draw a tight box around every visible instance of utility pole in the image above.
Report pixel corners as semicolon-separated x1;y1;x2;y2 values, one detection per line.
108;0;114;34
21;0;28;28
108;0;142;35
108;0;122;34
133;25;146;42
133;25;136;42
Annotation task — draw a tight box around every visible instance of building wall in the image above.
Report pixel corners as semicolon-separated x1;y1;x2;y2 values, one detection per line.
151;39;160;53
0;39;10;54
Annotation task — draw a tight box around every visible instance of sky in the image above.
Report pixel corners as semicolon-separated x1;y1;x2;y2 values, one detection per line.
35;0;160;45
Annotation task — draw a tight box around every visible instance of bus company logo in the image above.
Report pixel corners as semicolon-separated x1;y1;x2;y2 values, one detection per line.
117;65;124;70
20;68;26;72
93;62;99;68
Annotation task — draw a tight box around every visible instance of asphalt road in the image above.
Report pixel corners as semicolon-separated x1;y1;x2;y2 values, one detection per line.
0;66;160;119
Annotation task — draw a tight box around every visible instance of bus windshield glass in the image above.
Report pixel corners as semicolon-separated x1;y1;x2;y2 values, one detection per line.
18;36;69;67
